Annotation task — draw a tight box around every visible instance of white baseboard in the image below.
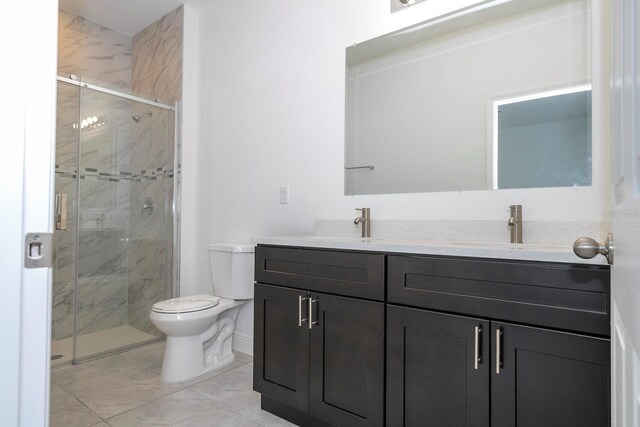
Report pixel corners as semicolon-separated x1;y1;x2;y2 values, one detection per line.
232;331;253;356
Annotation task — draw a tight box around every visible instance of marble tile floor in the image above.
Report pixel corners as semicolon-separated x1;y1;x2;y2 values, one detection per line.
50;341;295;427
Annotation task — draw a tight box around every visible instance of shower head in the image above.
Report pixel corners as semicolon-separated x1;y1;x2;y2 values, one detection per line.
132;111;152;123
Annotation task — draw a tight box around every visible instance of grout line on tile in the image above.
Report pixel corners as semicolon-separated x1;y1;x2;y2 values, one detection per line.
102;387;187;421
119;352;163;376
75;395;103;423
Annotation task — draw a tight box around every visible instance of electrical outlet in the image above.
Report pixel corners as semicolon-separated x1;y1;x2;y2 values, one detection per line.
280;186;290;204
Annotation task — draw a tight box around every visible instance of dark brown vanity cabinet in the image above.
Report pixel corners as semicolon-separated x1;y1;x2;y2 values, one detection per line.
491;322;610;427
387;306;610;427
387;306;491;426
254;246;611;427
253;284;310;412
387;255;611;427
254;247;386;427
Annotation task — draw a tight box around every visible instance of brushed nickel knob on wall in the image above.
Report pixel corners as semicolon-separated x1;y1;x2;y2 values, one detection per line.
573;233;614;265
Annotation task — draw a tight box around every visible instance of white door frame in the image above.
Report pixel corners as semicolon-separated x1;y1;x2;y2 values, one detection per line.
0;0;58;425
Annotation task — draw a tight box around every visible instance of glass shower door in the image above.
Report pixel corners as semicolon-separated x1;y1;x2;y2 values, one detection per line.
52;75;175;365
74;85;136;359
125;100;175;338
72;83;173;361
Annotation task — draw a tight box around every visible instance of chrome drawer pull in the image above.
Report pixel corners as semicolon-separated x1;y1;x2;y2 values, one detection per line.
474;326;482;370
496;328;503;374
298;295;308;327
308;298;319;330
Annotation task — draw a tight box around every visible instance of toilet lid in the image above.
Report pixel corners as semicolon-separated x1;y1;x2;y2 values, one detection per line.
152;294;221;313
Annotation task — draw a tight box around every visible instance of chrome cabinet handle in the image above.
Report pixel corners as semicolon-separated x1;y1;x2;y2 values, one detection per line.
474;326;482;370
496;328;503;374
308;298;319;330
298;295;308;327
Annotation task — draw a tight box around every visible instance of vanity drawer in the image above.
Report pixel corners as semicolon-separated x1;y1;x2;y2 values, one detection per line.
388;255;610;336
255;246;386;301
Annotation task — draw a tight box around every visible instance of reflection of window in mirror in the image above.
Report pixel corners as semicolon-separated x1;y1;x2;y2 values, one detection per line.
491;85;592;190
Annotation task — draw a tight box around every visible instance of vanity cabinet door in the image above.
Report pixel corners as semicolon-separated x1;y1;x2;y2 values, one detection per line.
253;284;310;412
309;293;385;427
387;305;490;427
491;322;610;427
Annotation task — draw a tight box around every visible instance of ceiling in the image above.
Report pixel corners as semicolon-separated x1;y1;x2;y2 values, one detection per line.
59;0;183;36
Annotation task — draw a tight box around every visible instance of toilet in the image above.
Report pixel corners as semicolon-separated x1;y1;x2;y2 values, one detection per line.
150;243;254;383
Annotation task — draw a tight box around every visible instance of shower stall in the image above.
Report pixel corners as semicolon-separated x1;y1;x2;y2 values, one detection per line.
52;75;179;365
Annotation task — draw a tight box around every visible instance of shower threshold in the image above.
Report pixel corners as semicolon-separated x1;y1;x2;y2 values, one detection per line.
51;325;158;366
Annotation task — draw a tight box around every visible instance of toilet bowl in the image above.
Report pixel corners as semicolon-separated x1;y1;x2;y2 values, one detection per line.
150;244;254;382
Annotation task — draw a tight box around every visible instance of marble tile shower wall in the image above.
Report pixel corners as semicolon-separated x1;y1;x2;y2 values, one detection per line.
58;9;131;87
131;6;183;105
53;111;133;339
53;7;182;341
127;6;183;336
54;10;133;341
53;89;134;340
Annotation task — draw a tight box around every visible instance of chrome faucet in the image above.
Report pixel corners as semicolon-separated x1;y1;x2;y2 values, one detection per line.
508;205;523;244
354;208;371;238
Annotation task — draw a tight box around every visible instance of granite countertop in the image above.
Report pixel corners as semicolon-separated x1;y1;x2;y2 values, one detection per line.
250;235;609;265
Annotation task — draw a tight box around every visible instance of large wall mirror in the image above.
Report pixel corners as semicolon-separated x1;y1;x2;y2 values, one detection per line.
345;0;592;195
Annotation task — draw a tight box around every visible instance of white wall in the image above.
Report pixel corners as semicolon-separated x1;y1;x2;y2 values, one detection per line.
187;0;611;340
179;4;201;299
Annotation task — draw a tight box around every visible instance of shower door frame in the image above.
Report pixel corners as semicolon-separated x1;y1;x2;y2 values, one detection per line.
55;75;181;365
58;75;176;111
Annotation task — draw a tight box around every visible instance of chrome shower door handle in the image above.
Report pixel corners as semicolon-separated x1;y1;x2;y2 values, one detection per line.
55;193;68;230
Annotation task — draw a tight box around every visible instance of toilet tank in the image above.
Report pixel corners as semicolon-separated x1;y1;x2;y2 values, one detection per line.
207;243;255;300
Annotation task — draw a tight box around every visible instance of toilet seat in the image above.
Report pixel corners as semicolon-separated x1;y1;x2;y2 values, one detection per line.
152;294;221;314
